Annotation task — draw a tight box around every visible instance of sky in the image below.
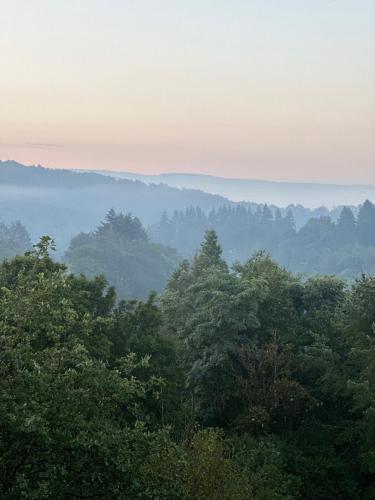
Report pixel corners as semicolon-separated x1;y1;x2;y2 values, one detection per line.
1;1;374;184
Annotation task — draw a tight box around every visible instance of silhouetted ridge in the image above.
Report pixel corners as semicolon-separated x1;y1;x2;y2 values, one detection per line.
0;160;115;188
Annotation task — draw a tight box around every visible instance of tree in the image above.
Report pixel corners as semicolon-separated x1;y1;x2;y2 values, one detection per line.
261;204;273;224
0;242;169;498
357;200;375;246
65;210;180;299
192;229;227;276
163;232;259;426
235;252;301;344
0;221;31;261
3;224;375;498
336;206;357;246
110;292;183;427
97;210;148;242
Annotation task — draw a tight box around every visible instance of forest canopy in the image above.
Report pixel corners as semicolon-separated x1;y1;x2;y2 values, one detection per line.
150;200;375;279
1;232;375;498
2;199;375;305
64;210;179;299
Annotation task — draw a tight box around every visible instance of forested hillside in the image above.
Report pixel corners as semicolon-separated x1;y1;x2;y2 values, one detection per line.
98;169;375;208
65;210;179;299
0;233;374;498
3;0;374;497
2;199;375;294
150;200;375;279
0;161;351;253
0;161;229;252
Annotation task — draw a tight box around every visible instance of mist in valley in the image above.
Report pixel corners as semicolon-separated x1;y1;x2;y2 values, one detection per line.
2;0;375;497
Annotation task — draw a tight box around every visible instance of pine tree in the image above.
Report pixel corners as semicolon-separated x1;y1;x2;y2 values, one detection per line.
275;208;282;220
336;206;356;246
285;209;296;232
105;208;116;224
261;204;273;224
357;200;375;246
192;230;227;275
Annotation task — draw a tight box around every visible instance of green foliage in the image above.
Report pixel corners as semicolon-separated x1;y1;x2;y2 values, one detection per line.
192;229;228;275
162;231;375;497
182;429;252;499
162;232;259;426
2;229;375;498
65;210;180;299
151;201;375;279
235;252;300;343
144;429;253;500
0;221;31;261
232;434;302;499
0;245;167;498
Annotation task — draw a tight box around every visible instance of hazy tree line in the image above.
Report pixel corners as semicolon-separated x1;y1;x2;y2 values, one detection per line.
0;160;352;254
0;211;178;300
64;209;179;299
150;200;375;279
1;200;375;300
0;161;231;252
1;232;375;498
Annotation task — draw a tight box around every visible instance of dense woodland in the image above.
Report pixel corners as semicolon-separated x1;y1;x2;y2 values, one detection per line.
2;200;375;300
2;0;374;495
1;163;375;497
0;161;350;252
0;161;230;251
1;230;375;498
150;200;375;279
65;210;179;299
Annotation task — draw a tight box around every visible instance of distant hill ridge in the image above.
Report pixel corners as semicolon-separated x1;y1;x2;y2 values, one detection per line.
0;160;370;254
0;161;232;250
93;168;375;189
91;169;375;208
0;160;126;188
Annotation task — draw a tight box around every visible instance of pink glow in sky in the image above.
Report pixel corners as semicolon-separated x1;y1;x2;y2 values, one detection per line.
1;1;375;183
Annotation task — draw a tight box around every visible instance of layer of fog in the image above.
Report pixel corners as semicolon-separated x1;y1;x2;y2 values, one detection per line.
95;171;375;209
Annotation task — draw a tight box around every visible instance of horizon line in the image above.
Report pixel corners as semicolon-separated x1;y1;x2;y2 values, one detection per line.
2;159;375;190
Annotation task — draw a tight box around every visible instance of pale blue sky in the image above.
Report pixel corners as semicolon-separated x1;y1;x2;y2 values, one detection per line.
1;1;374;182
